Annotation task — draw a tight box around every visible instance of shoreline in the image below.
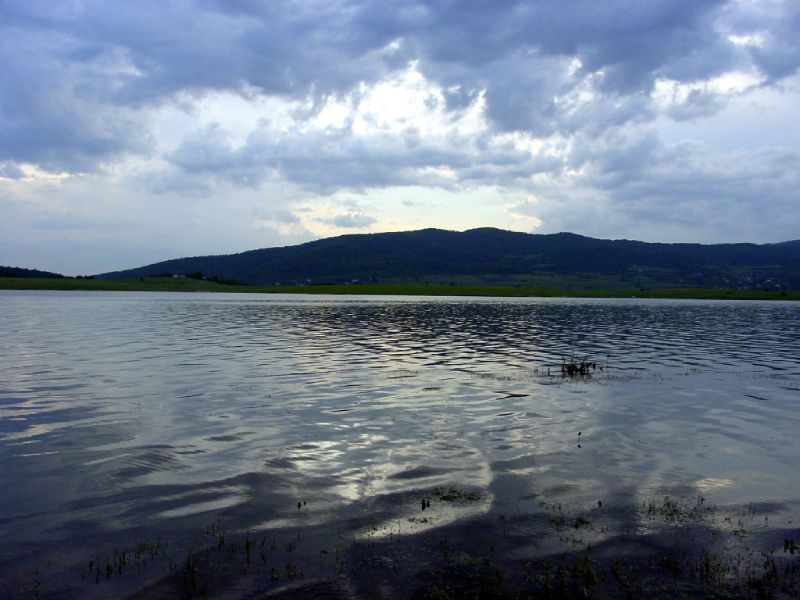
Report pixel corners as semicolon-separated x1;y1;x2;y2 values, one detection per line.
1;276;798;301
6;490;799;599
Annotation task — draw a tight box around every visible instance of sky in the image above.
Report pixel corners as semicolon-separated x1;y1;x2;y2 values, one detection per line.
1;0;799;275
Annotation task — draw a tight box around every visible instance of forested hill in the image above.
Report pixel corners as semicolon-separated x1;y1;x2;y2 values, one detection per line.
0;266;64;278
97;228;800;290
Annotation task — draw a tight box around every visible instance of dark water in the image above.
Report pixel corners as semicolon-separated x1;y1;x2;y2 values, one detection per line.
1;291;799;598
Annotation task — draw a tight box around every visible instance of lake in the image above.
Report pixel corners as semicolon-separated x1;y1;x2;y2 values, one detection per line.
1;291;799;598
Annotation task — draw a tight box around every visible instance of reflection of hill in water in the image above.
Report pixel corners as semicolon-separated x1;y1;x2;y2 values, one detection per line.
212;298;800;374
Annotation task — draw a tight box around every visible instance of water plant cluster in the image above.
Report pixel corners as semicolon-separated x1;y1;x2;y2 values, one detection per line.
560;353;605;378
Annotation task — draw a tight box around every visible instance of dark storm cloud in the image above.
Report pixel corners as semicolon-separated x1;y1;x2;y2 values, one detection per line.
722;0;800;83
388;0;738;132
3;0;797;173
0;20;151;172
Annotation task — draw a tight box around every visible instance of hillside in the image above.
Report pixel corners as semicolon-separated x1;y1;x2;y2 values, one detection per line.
97;228;800;290
0;266;64;279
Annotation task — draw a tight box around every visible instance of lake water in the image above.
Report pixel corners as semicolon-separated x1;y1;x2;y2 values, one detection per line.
1;291;799;598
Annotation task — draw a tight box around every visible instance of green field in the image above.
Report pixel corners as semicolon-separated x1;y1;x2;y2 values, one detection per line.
2;276;798;300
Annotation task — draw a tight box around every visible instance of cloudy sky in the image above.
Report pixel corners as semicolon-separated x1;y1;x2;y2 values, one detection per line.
1;0;799;274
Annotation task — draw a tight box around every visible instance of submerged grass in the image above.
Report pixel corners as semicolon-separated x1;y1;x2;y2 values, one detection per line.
2;276;799;300
18;492;798;599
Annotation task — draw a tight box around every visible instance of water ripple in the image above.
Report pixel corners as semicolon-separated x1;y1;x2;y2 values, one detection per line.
1;291;799;596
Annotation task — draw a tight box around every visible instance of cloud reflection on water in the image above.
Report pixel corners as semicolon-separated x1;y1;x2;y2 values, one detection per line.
1;292;799;596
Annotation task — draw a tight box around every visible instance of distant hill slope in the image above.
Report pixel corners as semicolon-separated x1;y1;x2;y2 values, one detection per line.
0;266;63;278
97;228;800;290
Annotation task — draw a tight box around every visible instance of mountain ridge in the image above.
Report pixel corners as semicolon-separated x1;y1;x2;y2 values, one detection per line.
96;227;800;290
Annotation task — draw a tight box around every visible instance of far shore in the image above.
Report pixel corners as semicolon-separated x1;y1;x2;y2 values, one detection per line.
2;276;799;300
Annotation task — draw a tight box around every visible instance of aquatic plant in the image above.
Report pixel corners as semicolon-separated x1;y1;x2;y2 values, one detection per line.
560;353;600;377
26;493;800;599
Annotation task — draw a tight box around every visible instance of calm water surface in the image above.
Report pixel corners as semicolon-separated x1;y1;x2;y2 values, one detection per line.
1;291;799;598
